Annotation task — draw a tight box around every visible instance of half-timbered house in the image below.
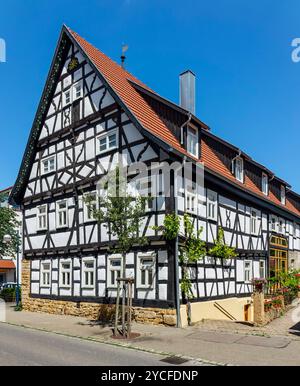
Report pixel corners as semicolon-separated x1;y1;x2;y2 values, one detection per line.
10;26;300;325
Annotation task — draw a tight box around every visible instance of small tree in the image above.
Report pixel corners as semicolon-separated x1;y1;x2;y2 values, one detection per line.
208;227;237;261
85;167;148;337
0;193;20;257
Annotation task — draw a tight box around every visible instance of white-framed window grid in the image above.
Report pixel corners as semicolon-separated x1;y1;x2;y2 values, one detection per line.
250;210;258;235
262;173;269;195
97;129;118;154
235;157;244;183
83;192;98;222
41;155;56;175
259;260;265;279
207;190;217;221
40;261;51;287
82;259;95;288
37;205;48;231
56;200;68;228
187;126;199;157
137;252;155;289
108;255;122;288
60;260;72;288
244;260;252;283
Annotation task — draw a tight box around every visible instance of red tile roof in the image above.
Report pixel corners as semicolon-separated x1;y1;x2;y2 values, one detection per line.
0;260;15;269
67;27;300;219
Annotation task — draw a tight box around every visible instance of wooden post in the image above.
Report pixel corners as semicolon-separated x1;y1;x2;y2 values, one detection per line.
127;279;133;338
114;280;121;336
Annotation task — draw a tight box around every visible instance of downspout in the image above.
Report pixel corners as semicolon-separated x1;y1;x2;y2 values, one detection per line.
174;195;181;327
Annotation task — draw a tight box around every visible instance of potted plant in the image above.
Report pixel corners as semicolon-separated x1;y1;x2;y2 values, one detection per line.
251;278;267;292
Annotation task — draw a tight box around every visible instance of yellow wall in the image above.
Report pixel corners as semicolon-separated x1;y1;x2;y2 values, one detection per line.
180;297;253;327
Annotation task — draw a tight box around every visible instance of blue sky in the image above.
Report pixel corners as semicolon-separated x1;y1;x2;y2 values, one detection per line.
0;0;300;191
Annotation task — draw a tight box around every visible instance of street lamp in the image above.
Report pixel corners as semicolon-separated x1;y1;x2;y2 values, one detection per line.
3;234;20;307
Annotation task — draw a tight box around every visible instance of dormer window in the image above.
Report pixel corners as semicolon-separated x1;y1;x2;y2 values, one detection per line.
187;126;198;157
234;157;244;183
262;173;269;195
281;185;286;205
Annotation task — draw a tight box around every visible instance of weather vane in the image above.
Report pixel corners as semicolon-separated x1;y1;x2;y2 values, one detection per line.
121;43;129;69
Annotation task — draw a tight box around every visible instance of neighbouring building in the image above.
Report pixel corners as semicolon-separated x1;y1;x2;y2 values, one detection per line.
9;26;300;325
0;187;22;285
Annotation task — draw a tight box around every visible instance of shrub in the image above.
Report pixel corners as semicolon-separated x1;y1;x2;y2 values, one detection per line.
0;288;15;302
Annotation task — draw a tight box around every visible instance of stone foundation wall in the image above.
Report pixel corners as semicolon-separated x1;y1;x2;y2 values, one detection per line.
21;259;176;326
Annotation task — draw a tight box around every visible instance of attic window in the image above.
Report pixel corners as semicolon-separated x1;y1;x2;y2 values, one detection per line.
187;126;198;157
233;157;244;183
281;185;286;205
262;173;269;196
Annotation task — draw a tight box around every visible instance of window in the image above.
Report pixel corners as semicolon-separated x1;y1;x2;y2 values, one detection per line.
186;192;196;214
82;260;95;288
73;81;82;100
138;253;155;289
83;192;97;222
187;126;198;157
56;200;68;228
37;205;47;231
207;190;217;221
234;157;244;183
251;210;257;235
64;89;71;106
278;219;284;234
271;216;277;232
281;185;286;205
262;173;269;195
244;260;252;283
98;130;118;154
108;256;122;288
41;156;56;175
41;262;51;287
259;260;265;278
60;261;72;287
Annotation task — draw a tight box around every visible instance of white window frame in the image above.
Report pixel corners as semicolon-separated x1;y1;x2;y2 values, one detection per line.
271;216;277;232
250;210;257;235
186;191;197;214
83;192;98;222
235;157;244;183
73;80;82;101
37;205;48;231
97;129;118;154
59;260;72;288
41;155;56;175
40;261;51;288
281;185;286;205
278;219;284;234
259;260;265;279
82;258;95;289
262;173;269;196
207;190;217;221
244;260;252;283
108;255;122;289
56;200;68;229
137;252;155;290
187;126;199;157
64;88;72;106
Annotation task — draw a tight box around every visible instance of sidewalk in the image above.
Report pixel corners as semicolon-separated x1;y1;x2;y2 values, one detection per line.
3;304;300;366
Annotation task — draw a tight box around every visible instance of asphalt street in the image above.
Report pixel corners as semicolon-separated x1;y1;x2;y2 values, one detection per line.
0;323;176;366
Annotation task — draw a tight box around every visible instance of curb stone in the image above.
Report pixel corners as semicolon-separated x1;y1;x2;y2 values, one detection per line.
0;320;229;366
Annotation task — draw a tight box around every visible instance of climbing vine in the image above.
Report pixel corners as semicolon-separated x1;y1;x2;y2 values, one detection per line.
208;227;237;260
